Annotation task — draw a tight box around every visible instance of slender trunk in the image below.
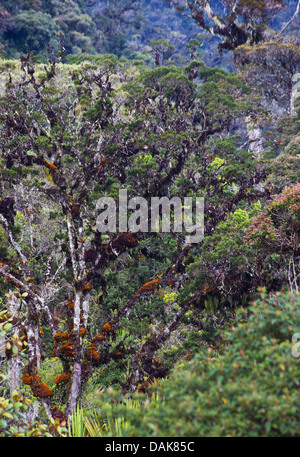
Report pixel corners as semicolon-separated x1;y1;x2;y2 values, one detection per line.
40;398;52;419
66;291;90;421
66;361;82;421
126;303;191;392
65;211;88;420
8;356;20;395
288;255;299;294
27;300;41;373
291;73;300;116
8;293;20;395
66;290;84;420
82;292;90;329
280;0;300;34
26;299;53;419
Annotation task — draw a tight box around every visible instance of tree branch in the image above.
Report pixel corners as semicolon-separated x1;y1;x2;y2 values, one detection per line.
0;214;27;264
280;0;300;34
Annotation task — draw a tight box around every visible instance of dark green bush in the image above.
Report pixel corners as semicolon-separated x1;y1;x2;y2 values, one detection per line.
101;290;300;437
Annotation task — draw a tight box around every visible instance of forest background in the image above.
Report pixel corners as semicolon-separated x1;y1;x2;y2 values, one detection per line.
0;0;299;437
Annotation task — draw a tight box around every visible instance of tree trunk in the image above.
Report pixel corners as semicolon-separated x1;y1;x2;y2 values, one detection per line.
291;73;300;116
66;361;82;421
8;293;20;395
66;290;84;420
8;355;20;395
65;210;88;421
27;300;41;373
245;116;264;157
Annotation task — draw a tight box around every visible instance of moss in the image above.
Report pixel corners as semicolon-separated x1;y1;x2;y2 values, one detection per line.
80;326;88;336
22;373;53;398
86;342;101;362
101;322;112;333
66;299;74;309
30;374;53;398
61;341;75;358
54;372;71;385
135;279;160;297
94;332;105;342
54;331;68;342
21;373;33;385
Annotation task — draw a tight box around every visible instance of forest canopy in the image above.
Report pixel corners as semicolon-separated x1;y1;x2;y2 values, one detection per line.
0;0;299;439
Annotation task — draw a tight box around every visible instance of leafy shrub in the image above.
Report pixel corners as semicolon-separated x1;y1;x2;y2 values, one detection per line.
99;290;300;437
246;183;300;293
0;390;53;437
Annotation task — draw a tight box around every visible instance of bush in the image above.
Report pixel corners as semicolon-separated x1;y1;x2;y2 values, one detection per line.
0;390;53;437
100;290;300;437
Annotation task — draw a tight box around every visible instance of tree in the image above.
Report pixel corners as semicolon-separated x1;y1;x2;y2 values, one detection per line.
4;10;61;56
0;46;270;421
95;290;300;437
0;9;14;35
245;183;300;294
234;36;300;115
46;0;97;55
166;0;286;52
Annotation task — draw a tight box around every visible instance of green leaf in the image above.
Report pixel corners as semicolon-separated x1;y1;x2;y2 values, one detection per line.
0;418;7;428
3;323;12;332
12;390;19;401
27;150;37;157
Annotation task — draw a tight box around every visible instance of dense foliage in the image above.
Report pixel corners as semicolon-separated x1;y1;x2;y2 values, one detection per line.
0;0;299;439
0;0;200;62
89;290;300;437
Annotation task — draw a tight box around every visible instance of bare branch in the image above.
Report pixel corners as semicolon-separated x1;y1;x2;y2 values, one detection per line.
0;214;27;264
280;0;300;34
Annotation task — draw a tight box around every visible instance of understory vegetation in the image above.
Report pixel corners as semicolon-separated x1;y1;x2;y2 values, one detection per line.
0;0;299;438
